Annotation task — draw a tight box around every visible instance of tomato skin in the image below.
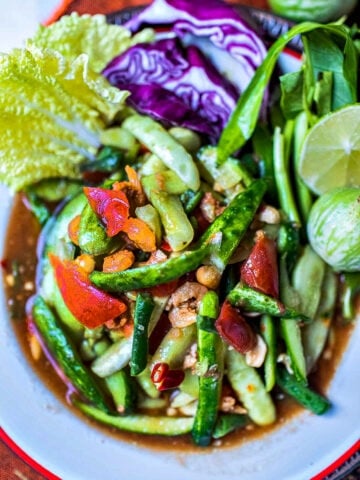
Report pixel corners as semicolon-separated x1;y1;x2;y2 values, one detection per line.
215;300;257;354
50;254;127;329
83;186;130;237
240;231;279;298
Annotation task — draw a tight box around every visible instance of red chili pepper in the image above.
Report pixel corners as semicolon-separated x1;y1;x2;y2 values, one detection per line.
83;186;130;237
151;362;185;391
215;300;257;354
240;230;279;298
50;254;127;329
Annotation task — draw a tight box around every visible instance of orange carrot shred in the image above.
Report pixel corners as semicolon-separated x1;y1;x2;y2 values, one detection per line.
103;249;135;273
123;217;156;252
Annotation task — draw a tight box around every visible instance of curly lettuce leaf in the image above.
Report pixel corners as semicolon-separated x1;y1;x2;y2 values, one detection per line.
0;45;129;191
28;13;155;72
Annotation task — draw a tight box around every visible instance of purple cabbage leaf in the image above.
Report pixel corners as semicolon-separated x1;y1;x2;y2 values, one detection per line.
126;0;267;94
103;37;239;138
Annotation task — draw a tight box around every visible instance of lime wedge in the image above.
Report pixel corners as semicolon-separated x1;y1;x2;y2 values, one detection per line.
298;105;360;195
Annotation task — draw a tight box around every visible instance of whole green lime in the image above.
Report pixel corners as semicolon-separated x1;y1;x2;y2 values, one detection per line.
268;0;357;22
308;187;360;272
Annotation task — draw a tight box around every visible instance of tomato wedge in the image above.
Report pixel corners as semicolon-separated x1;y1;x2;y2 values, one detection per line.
84;186;130;237
215;300;257;354
240;230;279;298
50;254;127;329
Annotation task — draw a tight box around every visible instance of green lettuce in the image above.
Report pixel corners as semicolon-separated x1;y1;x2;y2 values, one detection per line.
0;14;155;191
0;45;129;191
28;13;155;72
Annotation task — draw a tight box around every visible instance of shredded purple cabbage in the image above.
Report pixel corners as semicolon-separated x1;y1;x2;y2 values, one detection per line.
126;0;267;93
103;37;238;138
103;0;267;140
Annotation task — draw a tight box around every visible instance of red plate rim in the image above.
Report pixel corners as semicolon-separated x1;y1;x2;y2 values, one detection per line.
1;426;358;479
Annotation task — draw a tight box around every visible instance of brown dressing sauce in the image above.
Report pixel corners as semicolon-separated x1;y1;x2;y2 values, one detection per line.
2;194;354;451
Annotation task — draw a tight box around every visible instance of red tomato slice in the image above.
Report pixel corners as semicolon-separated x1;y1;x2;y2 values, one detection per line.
241;230;279;298
50;254;127;329
215;300;257;354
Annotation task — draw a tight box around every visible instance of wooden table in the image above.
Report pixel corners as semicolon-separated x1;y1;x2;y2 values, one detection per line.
1;0;359;479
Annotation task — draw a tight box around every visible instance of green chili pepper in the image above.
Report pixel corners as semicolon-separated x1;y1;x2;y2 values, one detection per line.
90;180;267;292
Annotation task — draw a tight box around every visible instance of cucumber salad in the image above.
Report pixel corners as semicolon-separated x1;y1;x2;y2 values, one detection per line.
1;0;360;447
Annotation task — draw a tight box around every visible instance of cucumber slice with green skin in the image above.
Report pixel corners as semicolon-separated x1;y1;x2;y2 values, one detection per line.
75;401;194;435
32;296;110;413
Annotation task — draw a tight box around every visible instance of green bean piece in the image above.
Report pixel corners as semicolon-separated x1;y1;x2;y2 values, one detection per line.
122;114;200;191
78;203;121;256
227;283;310;322
75;400;194;435
203;179;267;271
136;364;161;399
273;125;301;226
100;126;139;162
90;180;267;291
293;112;313;223
276;365;331;415
105;369;137;414
196;145;252;191
131;293;155;376
260;315;277;392
152;325;197;370
192;291;224;446
180;189;203;214
146;189;194;252
32;296;110;413
279;257;307;383
135;204;162;244
303;267;337;373
226;347;276;426
168;126;201;153
91;243;210;292
142;170;189;195
292;245;326;320
213;414;248;440
180;370;199;398
91;336;133;378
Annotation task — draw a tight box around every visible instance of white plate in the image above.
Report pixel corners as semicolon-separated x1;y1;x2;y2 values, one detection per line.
0;6;359;479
